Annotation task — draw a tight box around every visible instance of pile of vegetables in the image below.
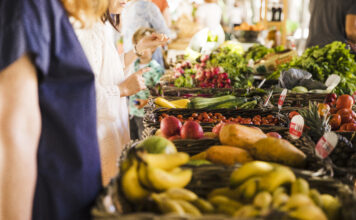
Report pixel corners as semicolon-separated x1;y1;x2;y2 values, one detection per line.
209;42;254;89
269;41;356;94
244;44;285;61
174;41;253;89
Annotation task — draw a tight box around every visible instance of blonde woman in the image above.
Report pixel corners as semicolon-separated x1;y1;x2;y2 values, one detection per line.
73;0;168;186
0;0;112;219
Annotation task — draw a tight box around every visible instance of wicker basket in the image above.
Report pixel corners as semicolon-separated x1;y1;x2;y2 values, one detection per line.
92;160;356;220
144;106;297;131
270;92;328;107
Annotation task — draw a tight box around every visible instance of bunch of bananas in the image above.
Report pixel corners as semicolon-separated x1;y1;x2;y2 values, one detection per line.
120;152;192;204
151;188;214;217
206;161;341;220
154;97;190;109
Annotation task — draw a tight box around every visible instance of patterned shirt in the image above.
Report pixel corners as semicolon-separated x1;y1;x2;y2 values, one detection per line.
129;59;164;117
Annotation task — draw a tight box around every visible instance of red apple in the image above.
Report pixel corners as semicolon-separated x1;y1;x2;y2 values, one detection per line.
160;116;182;138
181;121;204;139
266;132;282;139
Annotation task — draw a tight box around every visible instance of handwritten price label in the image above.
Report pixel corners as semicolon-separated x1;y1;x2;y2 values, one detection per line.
278;89;288;110
315;132;338;159
289;115;304;139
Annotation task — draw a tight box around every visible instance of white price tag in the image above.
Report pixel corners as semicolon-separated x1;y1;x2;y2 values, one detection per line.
289;115;304;139
315;132;338;159
278;89;288;110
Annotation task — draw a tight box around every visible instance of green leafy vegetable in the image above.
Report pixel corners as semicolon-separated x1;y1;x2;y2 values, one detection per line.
269;41;356;94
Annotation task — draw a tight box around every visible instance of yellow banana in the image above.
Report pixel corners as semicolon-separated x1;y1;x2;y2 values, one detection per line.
259;166;296;192
235;177;261;202
137;162;153;189
253;191;272;209
192;198;214;213
272;187;286;198
234;205;260;218
121;160;150;203
308;189;322;208
288;205;327;220
207;187;240;200
175;200;202;217
163;188;198;201
320;194;341;220
140;152;190;171
147;166;192;191
230;161;274;188
272;193;289;209
209;195;242;216
170;99;190;108
291;178;310;195
151;193;185;215
154;97;176;108
283;194;314;211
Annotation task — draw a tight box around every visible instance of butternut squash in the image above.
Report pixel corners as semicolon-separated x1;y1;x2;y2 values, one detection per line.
219;124;267;149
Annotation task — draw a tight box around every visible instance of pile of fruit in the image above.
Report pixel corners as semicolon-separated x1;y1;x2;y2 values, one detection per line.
159;116;204;140
158;113;279;126
205;161;341;220
192;124;306;168
326;94;356;131
120;138;192;204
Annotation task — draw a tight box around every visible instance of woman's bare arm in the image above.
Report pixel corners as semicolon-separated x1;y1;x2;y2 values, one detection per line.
0;55;41;220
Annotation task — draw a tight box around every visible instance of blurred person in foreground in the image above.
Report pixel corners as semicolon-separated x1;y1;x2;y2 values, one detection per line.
0;0;167;219
306;0;356;48
0;0;106;219
128;28;165;140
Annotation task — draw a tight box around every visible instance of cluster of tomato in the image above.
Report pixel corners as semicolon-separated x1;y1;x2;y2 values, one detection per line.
158;112;279;126
328;94;356;131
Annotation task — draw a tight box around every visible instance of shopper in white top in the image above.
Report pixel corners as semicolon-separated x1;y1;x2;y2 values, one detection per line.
195;0;225;44
73;0;168;186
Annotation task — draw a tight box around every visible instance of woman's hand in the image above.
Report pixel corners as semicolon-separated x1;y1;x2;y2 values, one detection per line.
119;67;150;97
136;33;169;54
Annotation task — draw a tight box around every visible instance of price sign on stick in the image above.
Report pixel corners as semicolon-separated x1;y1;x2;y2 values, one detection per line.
289;115;304;139
278;89;288;110
315;132;338;159
263;90;273;107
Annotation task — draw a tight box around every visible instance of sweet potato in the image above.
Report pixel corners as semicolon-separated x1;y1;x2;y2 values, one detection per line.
250;137;306;168
205;145;253;166
219;124;267;149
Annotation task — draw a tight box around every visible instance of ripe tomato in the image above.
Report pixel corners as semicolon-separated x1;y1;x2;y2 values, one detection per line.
329;114;341;130
289;111;300;120
336;94;354;110
337;108;355;124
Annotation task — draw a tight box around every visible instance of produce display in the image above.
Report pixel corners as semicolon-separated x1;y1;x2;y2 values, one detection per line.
270;41;356;95
174;41;254;89
158;113;280;126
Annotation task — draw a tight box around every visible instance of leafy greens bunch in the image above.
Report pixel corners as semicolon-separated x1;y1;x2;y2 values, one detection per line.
269;41;356;94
